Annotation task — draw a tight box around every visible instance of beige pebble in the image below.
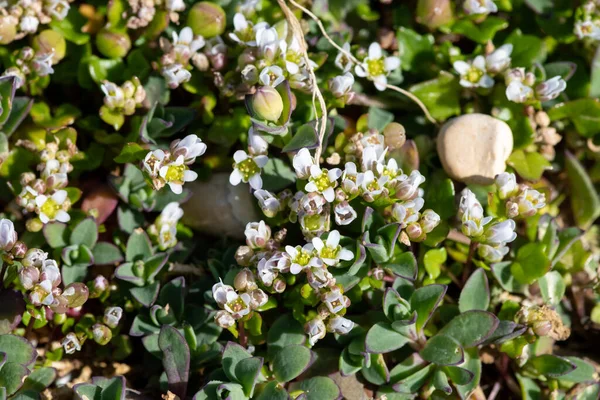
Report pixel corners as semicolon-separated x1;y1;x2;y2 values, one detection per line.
437;113;513;185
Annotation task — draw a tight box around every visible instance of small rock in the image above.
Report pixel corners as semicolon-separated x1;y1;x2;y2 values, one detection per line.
437;113;513;185
181;173;259;239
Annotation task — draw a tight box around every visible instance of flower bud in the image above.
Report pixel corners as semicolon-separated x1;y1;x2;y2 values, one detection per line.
133;260;145;278
234;246;254;267
328;316;355;334
495;172;518;200
40;259;61;288
249;289;268;309
26;218;44;232
33;30;67;63
532;320;552;337
251;86;284;122
0;219;17;252
50;294;69;314
92;323;113;345
245;221;271;249
305;318;326;346
406;222;424;241
0;16;17;45
372;267;385;281
95;29;131;59
11;241;27;258
419;209;440;233
273;277;286;293
215;310;235;328
102;306;122;328
416;0;454;29
19;266;40;289
22;248;48;267
89;275;109;298
62;282;89;308
234;268;257;291
187;2;226;38
383;122;406;150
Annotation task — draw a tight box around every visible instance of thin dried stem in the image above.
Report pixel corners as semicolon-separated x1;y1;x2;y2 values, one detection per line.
276;0;328;166
287;0;438;126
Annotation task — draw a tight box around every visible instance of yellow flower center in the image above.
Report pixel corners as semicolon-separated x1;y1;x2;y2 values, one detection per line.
303;214;322;231
367;181;380;192
236;158;259;181
165;164;185;183
311;169;333;192
227;297;247;313
367;58;385;77
321;246;339;260
294;248;312;266
286;50;302;65
466;66;484;83
41;198;60;219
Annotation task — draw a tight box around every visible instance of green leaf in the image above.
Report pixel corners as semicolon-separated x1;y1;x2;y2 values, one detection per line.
19;367;57;393
272;345;314;383
159;326;190;399
538;271;565;306
459;268;490;313
367;107;394;132
2;97;33;136
438;311;499;347
572;383;600;400
410;71;460;121
393;364;434;393
130;281;160;307
255;381;289;400
565;151;600;229
420;334;464;366
114;143;148;163
432;369;451;395
507;150;551;181
505;30;547;68
0;76;16;127
491;261;525;293
382;251;418;280
0;362;30;396
396;28;434;71
451;16;509;44
70;218;98;248
527;355;576;378
261;158;296;192
222;342;252;382
87;57;126;84
590;47;600;98
42;222;69;249
559;357;596;383
126;230;153;261
235;357;263;397
282;123;318;153
423;248;447;280
0;291;25;334
362;353;390;385
294;377;340;400
0;335;36;366
410;284;446;333
455;348;481;398
100;105;125;131
267;314;306;357
49;8;90;44
424;177;455;220
510;243;550;285
548;99;600;138
365;322;410;353
92;242;123;265
516;374;541;400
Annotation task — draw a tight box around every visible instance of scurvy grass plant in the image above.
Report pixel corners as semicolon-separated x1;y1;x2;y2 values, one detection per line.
0;0;599;398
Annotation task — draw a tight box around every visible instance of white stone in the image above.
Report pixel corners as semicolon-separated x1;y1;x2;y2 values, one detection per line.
437;113;513;185
182;173;259;239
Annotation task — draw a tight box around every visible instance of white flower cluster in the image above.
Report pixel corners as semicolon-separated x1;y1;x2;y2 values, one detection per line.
147;202;184;250
16;137;79;225
574;1;600;41
495;172;546;219
62;306;123;354
505;69;567;103
463;0;498;15
212;275;269;329
159;26;212;88
458;188;517;263
0;0;70;44
101;77;146;116
1;46;56;89
453;44;513;89
142;134;206;194
125;0;185;29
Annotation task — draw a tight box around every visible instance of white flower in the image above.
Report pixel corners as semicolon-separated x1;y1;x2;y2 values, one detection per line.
335;43;353;73
341;162;359;195
103;307;123;328
312;230;354;266
257;257;277;286
212;281;235;306
62;333;81;354
254;189;280;217
249;288;268;308
305;165;342;203
507;188;546;218
495;172;518;200
328;316;355;334
334;202;357;226
23;248;48;268
157;223;178;250
305;318;326;346
229;13;257;46
215;310;235;328
355;42;400;91
293;148;316;179
357;170;389;202
245;221;271;249
158;202;184;226
458;189;491;238
172;26;205;62
170;134;207;164
256;26;279;60
159;155;198;194
224;291;252;319
35;190;70;224
536;76;567;102
0;219;17;252
392;197;424;227
575;20;600;40
143;149;166;178
40;259;61;288
483;219;517;246
259;65;285;87
306;266;334;289
166;0;185;12
322;288;346;314
45;0;70;20
32;51;55;76
329;72;355;100
463;0;498;15
229;150;268;190
20;15;39;34
101;81;125;110
248;127;269;155
29;279;54;306
395;170;426;201
506;81;533;103
285;244;321;274
478;244;509;263
279;37;304;74
162;63;192;89
485;44;513;74
239;0;261;16
360;133;386;163
420;209;440;233
453;56;494;88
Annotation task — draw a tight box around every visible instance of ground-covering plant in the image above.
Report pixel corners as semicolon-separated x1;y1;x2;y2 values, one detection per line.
0;0;599;398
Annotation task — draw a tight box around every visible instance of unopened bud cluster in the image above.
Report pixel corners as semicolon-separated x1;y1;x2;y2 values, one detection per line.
142;134;206;194
101;77;146;116
147;202;184;250
1;45;57;88
495;172;546;219
125;0;186;29
505;68;567;103
0;0;70;45
62;306;123;354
